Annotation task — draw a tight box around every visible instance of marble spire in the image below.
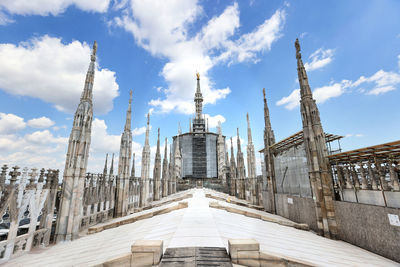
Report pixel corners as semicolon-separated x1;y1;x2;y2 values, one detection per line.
55;41;96;242
162;138;169;197
80;41;97;102
103;153;108;176
263;88;277;214
246;113;257;204
194;72;203;120
109;153;114;175
236;128;246;199
116;90;133;217
140;113;151;207
296;38;337;238
173;126;181;193
153;128;162;201
168;144;174;194
230;137;237;196
246;113;256;179
217;121;226;184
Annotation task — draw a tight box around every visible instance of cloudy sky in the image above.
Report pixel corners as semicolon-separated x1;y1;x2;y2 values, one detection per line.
0;0;399;175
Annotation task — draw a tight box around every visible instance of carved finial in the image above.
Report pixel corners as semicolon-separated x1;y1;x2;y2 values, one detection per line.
93;41;97;55
28;168;38;186
110;153;114;175
196;72;200;80
0;165;8;186
147;112;150;125
91;41;97;62
38;168;45;183
129;90;133;104
295;38;301;59
103;153;108;175
9;166;21;185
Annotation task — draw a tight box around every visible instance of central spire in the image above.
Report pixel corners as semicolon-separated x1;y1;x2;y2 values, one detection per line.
194;72;203;120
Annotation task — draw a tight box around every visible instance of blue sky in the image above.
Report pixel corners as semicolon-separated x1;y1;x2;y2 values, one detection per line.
0;0;399;174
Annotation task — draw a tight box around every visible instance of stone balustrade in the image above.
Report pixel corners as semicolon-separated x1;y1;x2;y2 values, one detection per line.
0;165;58;264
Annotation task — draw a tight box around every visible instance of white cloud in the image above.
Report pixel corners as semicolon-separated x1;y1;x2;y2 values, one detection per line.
132;126;146;136
217;9;286;64
27;116;55;128
277;80;351;110
0;112;26;134
345;133;364;138
204;114;226;129
112;1;285;115
313;82;347;103
0;116;146;175
90;118;121;154
0;128;67;171
25;130;66;145
87;118;144;173
52;125;67;131
398;55;400;69
299;32;307;38
304;48;334;71
353;70;400;95
277;56;400;110
0;10;13;25
0;35;119;114
276;89;300;110
0;0;110;17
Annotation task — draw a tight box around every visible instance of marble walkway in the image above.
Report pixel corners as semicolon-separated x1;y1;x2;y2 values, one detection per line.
4;189;398;267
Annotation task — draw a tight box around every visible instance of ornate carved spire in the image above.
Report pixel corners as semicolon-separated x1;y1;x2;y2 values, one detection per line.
110;153;114;175
263;87;276;213
144;113;150;147
246;113;256;180
162;137;169;197
80;41;97;102
124;90;132;131
103;153;108;175
153;128;162;200
194;72;203;120
295;38;312;97
116;89;134;216
56;41;96;242
140;112;151;207
236;128;242;153
296;38;337;239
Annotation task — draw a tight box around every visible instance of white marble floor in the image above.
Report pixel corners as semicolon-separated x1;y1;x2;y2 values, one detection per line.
4;189;398;267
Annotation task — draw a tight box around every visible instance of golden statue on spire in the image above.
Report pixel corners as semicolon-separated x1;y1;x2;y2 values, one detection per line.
196;72;200;80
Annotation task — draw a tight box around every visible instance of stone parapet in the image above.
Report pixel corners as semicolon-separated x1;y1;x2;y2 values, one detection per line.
94;240;163;267
228;239;312;267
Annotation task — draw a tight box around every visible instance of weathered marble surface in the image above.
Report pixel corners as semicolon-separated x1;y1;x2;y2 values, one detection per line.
5;189;397;267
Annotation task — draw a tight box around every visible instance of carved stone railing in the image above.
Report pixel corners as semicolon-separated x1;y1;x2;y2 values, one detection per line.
0;165;58;264
331;160;400;208
81;173;116;229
